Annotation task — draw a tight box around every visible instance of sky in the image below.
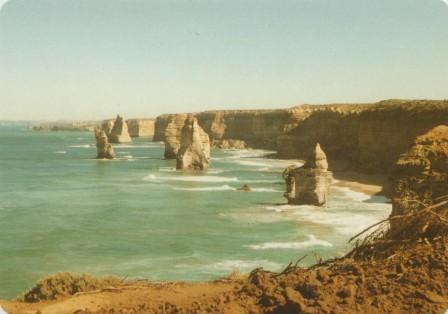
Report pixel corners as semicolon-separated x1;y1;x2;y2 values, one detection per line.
0;0;447;120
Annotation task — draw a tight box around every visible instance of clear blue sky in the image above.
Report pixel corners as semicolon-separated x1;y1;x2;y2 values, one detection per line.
0;0;447;120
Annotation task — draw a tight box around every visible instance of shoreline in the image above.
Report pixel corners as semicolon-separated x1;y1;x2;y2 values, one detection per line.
332;171;390;199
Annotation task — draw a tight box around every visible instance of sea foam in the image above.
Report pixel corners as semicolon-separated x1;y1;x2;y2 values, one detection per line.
144;174;239;183
69;144;91;148
247;234;333;250
333;186;390;204
280;204;389;235
209;259;282;271
173;185;236;192
250;187;282;193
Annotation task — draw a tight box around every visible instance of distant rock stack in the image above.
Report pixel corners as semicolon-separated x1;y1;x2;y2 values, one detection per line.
164;114;210;159
108;115;132;144
176;116;210;171
95;129;115;159
283;143;332;206
101;119;115;137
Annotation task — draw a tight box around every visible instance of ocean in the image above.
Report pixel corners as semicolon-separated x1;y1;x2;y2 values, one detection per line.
0;123;391;299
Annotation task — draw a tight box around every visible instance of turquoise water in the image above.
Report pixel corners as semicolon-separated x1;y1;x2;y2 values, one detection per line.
0;123;391;299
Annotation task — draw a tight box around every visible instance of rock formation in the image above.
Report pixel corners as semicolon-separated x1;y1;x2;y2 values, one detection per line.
154;100;448;173
101;119;115;137
126;119;155;138
212;139;247;149
94;129;115;159
389;125;448;236
238;184;251;192
283;144;332;206
163;114;210;159
176;116;210;171
108;115;132;144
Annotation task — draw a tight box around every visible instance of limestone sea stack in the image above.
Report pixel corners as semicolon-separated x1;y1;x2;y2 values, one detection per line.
283;143;332;206
95;129;115;159
176;116;210;171
108;115;132;144
164;114;210;159
101;119;115;137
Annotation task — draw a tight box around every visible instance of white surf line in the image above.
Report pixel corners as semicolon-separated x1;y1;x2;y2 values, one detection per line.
144;174;239;183
247;234;333;250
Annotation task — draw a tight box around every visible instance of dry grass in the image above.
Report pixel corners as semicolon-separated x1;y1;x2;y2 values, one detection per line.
345;195;448;260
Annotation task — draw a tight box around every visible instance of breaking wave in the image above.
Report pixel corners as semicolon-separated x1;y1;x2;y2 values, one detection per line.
208;259;283;271
69;144;91;148
265;204;390;235
250;187;282;193
144;174;239;183
333;186;389;203
173;185;235;192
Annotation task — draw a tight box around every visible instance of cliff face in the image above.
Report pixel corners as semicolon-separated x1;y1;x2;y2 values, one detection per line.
278;100;448;172
389;125;448;237
154;100;448;173
126;119;155;138
154;109;302;150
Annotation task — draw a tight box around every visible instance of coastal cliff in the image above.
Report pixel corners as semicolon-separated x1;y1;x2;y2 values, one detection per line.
126;119;155;138
154;109;300;150
154;100;448;173
389;125;448;237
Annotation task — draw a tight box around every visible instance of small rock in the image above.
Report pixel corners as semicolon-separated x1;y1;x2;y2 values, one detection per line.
238;184;251;192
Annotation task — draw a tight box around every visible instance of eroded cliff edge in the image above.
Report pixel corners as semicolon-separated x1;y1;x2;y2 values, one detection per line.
154;99;448;173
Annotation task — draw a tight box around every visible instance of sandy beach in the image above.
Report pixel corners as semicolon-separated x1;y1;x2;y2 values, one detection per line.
332;171;390;198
